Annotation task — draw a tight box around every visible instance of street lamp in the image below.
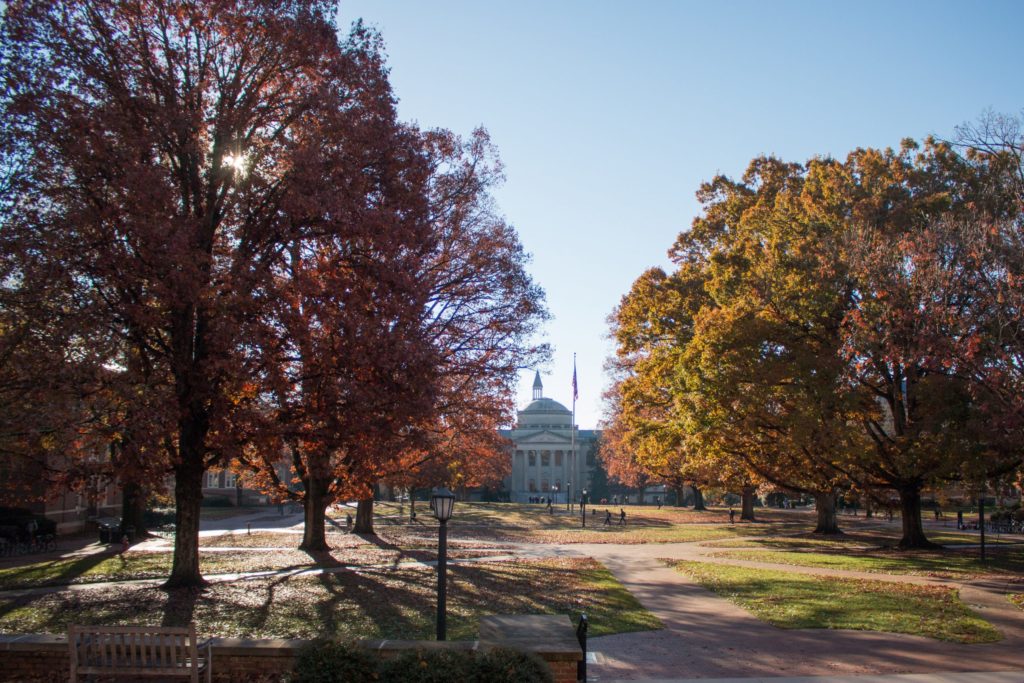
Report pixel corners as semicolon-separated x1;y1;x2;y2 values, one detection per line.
581;488;588;528
567;482;572;512
431;487;456;640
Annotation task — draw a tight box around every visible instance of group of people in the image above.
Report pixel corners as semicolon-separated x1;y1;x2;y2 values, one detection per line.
602;508;627;526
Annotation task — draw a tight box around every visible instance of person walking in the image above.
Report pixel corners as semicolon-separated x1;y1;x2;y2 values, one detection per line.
604;510;612;526
729;507;736;524
619;508;626;526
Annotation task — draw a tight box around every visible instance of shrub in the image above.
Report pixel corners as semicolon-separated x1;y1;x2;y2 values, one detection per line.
1013;508;1024;523
378;648;477;683
475;647;554;682
291;644;555;682
200;495;233;508
292;641;377;683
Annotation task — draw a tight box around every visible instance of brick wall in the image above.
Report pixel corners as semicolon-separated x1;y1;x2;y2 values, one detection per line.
0;622;582;683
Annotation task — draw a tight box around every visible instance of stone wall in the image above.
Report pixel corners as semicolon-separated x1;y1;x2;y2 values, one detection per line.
0;616;582;683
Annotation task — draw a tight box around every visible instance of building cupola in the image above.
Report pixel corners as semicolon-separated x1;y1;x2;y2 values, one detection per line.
532;370;543;400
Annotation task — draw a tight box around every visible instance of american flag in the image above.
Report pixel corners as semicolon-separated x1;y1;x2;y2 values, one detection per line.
572;361;578;402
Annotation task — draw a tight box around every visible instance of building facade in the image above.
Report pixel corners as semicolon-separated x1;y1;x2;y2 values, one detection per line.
501;372;600;503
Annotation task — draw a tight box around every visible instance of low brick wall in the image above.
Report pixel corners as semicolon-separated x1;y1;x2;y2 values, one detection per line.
0;616;582;683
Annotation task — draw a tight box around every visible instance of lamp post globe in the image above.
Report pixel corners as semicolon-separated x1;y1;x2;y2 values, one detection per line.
431;487;456;640
581;488;588;528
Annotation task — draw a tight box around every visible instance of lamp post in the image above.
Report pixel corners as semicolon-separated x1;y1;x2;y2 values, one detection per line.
581;488;588;528
567;482;572;512
431;487;456;640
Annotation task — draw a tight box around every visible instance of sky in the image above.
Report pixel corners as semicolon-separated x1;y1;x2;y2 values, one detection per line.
336;0;1024;429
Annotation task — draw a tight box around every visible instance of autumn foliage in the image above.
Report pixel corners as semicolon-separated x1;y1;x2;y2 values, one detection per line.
607;119;1024;548
0;1;545;585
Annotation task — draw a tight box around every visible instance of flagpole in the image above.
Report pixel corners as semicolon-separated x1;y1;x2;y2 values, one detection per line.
571;353;577;510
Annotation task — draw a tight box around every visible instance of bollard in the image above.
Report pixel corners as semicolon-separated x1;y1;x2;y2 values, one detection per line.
576;612;588;682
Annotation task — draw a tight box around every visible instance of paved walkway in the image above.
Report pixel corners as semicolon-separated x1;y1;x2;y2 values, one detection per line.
3;511;1023;681
561;539;1024;681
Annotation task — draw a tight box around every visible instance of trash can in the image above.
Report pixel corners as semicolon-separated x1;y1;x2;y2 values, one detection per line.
96;518;120;544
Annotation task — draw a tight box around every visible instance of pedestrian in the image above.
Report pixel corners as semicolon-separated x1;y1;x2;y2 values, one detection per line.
656;496;662;509
729;507;735;524
277;501;284;516
957;509;964;529
346;512;353;530
619;508;626;526
604;510;612;526
120;534;130;553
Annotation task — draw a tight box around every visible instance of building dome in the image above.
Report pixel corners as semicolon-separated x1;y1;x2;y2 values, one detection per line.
521;398;571;415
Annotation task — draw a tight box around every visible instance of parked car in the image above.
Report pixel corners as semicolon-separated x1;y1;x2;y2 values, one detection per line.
0;506;58;542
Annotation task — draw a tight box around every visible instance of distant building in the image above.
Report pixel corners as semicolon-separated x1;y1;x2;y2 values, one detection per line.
500;372;600;503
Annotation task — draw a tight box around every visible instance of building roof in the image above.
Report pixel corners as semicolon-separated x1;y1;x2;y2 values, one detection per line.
520;397;571;415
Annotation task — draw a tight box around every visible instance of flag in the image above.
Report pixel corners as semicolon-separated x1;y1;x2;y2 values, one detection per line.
572;361;578;402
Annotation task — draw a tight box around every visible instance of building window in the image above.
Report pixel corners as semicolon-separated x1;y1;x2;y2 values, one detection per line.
587;448;596;466
528;479;536;492
206;471;220;488
555;451;563;466
528;451;536;466
541;479;549;492
541;451;550;466
555;479;561;491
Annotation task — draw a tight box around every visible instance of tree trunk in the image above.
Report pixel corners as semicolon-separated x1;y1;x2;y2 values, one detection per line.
674;484;686;507
119;479;149;540
353;497;375;534
691;485;706;511
741;485;756;521
812;491;841;534
165;458;206;588
300;478;330;551
897;485;939;549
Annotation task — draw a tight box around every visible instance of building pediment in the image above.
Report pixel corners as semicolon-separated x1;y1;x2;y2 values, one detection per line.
514;430;573;444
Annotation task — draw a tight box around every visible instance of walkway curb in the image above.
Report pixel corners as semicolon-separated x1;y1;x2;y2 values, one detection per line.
598;672;1024;683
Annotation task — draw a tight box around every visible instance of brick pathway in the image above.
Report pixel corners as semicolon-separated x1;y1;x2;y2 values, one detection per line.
567;539;1024;681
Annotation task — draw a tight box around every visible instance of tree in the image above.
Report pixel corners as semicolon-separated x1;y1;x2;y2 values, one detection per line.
678;157;862;534
1;0;400;586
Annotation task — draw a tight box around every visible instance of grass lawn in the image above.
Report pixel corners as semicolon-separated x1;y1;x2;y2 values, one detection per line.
669;560;1000;643
703;529;1018;550
351;502;809;545
0;541;511;591
0;558;659;640
704;543;1024;578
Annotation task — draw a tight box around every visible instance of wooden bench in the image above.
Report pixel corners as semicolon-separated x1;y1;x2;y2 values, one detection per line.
68;623;211;682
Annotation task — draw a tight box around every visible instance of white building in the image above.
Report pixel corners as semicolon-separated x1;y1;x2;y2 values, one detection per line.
501;372;600;503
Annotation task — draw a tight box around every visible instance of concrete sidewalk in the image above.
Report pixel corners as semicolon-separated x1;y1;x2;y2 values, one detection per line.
579;540;1024;681
600;673;1024;683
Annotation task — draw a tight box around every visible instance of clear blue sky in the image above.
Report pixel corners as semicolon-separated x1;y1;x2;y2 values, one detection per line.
337;0;1024;429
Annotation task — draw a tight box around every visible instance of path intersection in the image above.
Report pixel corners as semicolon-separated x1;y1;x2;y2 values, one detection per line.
1;505;1022;681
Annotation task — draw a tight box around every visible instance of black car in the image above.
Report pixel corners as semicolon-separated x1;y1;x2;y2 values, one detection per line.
0;506;58;542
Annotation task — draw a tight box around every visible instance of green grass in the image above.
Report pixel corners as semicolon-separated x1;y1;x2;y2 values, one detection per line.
0;558;658;640
707;544;1024;578
669;560;1000;643
359;501;808;545
704;529;1019;550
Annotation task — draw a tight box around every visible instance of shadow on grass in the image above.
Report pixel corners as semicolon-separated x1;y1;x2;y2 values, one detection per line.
0;551;117;591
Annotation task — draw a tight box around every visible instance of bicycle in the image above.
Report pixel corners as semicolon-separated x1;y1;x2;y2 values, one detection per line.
31;533;57;553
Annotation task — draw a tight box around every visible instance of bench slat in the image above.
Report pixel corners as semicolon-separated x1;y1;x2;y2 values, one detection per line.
68;624;209;682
